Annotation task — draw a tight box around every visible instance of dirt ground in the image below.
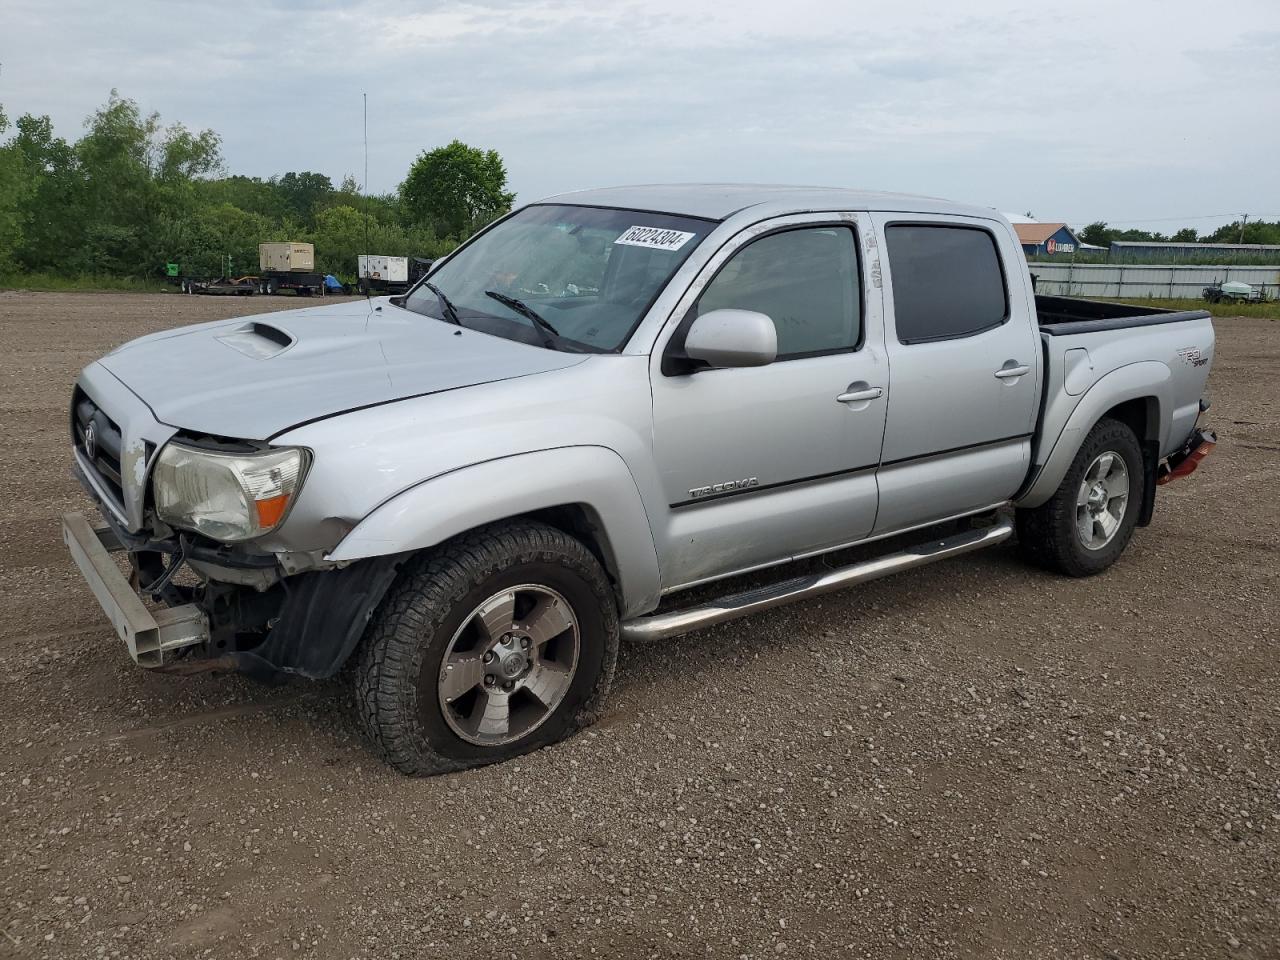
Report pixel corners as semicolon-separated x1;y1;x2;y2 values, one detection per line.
0;290;1276;960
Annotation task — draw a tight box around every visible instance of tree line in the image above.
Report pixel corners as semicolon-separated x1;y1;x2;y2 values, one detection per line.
0;91;516;281
1076;219;1280;248
3;90;1275;283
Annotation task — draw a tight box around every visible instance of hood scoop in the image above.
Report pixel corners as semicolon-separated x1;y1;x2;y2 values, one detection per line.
97;299;588;438
215;321;296;359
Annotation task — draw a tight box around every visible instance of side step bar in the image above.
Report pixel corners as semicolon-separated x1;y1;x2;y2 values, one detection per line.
620;520;1014;643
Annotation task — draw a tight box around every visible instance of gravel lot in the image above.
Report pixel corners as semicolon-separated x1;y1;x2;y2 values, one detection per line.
0;290;1276;960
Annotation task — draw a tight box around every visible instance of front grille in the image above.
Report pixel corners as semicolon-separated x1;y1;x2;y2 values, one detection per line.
72;387;126;509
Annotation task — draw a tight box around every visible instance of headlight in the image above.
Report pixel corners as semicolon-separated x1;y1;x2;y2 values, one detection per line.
152;444;308;542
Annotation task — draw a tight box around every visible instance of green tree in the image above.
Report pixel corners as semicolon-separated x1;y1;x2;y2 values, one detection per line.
151;202;273;277
1207;219;1280;245
155;123;222;183
400;140;515;239
60;91;221;274
1;88;474;284
309;204;374;274
1113;228;1166;242
73;92;158;271
307;204;453;278
1077;221;1112;247
1171;227;1198;243
316;175;401;226
6;113;80;271
1076;221;1174;248
274;171;333;226
200;175;288;221
0;106;32;271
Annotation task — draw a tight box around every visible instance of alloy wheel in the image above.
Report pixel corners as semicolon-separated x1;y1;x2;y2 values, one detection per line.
437;585;580;746
1076;451;1129;550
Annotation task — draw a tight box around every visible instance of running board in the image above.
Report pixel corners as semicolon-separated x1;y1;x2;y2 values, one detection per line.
620;520;1014;643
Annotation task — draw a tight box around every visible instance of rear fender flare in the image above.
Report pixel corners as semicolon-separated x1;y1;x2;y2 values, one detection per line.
326;446;662;618
1017;361;1172;508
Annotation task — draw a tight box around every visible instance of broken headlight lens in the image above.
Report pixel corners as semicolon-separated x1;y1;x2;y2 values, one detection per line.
152;444;308;542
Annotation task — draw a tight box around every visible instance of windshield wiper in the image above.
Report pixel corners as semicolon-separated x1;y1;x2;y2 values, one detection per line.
425;282;462;327
484;290;561;348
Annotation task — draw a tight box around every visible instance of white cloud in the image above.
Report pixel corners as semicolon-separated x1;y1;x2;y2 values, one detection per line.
2;0;1277;229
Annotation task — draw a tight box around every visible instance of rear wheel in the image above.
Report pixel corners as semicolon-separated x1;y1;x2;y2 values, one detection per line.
1016;418;1142;576
354;521;619;775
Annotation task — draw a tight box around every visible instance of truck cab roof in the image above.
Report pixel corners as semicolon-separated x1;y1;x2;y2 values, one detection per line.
536;183;1001;223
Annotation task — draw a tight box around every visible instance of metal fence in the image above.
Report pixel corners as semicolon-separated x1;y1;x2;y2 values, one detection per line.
1028;263;1280;300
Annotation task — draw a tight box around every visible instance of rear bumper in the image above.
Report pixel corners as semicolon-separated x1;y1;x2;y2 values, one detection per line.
1158;427;1216;485
61;512;208;667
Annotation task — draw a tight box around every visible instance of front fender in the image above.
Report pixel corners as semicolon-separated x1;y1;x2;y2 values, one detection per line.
1017;360;1172;508
326;446;662;618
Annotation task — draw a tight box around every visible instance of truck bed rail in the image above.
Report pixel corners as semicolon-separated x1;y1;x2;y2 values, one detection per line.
1036;295;1210;336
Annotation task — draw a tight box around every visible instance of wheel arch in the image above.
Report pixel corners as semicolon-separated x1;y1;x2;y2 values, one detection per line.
1095;395;1161;526
1017;361;1171;509
517;503;625;594
326;446;663;618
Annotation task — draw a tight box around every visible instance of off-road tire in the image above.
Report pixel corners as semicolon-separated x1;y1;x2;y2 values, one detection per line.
354;521;619;775
1016;418;1143;577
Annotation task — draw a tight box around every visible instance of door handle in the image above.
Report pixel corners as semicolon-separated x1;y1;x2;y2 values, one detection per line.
836;386;883;403
994;364;1031;379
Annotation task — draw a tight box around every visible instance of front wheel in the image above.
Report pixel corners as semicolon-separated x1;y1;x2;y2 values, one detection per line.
354;522;619;775
1016;418;1143;576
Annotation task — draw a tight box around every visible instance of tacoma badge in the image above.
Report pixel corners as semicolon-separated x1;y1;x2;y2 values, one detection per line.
688;477;759;499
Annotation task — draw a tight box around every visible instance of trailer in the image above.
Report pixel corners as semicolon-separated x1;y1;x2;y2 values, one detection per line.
1203;280;1265;304
179;276;258;296
164;245;349;298
164;259;258;296
356;255;435;295
258;242;324;296
357;255;410;295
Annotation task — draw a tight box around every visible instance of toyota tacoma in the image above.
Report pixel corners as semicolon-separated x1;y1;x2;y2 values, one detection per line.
62;185;1216;774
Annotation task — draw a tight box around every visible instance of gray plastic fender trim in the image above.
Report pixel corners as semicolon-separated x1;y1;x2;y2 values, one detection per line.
1016;361;1172;508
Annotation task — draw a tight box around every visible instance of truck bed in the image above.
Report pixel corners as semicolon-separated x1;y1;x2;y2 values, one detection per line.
1027;293;1215;494
1035;295;1210;336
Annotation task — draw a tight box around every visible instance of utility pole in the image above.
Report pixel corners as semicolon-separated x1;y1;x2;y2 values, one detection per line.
1239;214;1248;245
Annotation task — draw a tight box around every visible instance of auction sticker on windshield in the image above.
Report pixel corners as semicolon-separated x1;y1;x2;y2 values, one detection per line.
614;225;696;251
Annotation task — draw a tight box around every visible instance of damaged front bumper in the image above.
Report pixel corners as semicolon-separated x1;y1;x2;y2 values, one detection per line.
62;511;208;667
64;368;404;679
61;509;404;679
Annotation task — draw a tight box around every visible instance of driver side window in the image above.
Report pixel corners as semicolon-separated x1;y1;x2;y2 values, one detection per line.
697;226;861;359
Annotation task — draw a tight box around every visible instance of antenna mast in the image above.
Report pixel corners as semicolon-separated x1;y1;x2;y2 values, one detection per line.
362;92;371;299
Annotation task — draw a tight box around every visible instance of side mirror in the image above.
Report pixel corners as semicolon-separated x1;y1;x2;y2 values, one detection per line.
683;309;777;369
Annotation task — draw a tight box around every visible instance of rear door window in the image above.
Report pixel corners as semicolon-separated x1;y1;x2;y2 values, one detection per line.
885;224;1008;344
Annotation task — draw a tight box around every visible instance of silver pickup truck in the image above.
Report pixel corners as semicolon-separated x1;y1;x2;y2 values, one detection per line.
63;184;1216;774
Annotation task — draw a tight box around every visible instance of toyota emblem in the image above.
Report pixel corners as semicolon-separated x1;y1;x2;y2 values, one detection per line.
84;421;97;460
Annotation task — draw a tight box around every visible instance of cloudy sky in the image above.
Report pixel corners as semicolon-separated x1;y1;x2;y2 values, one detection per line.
3;0;1278;232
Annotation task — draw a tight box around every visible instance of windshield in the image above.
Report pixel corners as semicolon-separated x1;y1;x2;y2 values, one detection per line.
402;204;714;352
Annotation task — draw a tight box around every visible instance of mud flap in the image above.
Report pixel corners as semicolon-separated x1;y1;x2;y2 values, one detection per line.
1137;439;1159;527
235;554;406;679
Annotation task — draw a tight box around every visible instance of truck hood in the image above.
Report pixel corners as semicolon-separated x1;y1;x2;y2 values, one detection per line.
96;298;587;439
